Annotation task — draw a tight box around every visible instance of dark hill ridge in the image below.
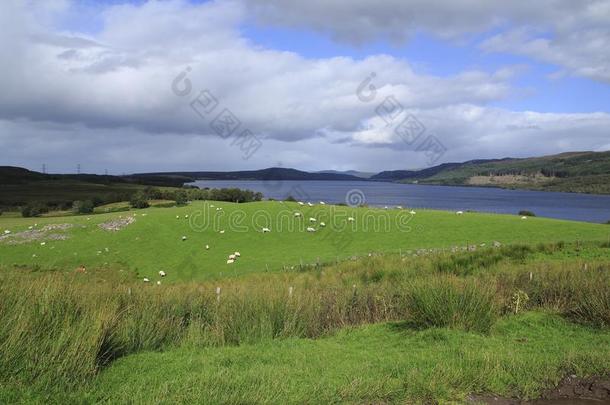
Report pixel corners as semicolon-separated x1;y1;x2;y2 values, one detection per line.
370;158;512;181
134;167;365;182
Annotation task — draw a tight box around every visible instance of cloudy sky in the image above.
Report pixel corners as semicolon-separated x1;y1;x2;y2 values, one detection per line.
1;0;609;174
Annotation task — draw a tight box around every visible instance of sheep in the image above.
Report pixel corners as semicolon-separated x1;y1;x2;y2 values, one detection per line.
347;217;355;222
309;217;316;222
28;226;33;230
234;251;241;257
143;278;150;282
182;236;187;241
307;202;314;207
320;222;326;227
176;215;180;219
298;202;304;206
306;227;316;232
226;259;234;264
319;201;326;205
262;227;271;233
159;270;166;277
3;230;10;234
409;210;416;215
205;244;210;250
456;211;464;215
40;242;46;246
294;212;302;217
521;216;528;220
184;214;189;218
157;281;161;285
219;230;225;234
396;206;403;209
384;206;389;210
228;254;236;260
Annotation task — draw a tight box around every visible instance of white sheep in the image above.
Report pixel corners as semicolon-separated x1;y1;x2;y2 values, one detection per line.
306;227;316;232
176;215;180;219
456;211;464;215
219;230;225;234
40;242;46;246
294;212;302;217
234;251;241;257
521;216;528;220
384;206;389;210
205;244;210;250
347;217;355;222
319;201;326;205
320;222;326;227
410;210;416;215
307;202;313;207
184;214;189;218
262;227;271;233
3;230;10;234
157;281;161;285
159;270;166;277
228;254;236;260
210;204;215;208
143;278;150;282
309;217;316;222
396;206;403;209
227;259;234;264
298;202;304;206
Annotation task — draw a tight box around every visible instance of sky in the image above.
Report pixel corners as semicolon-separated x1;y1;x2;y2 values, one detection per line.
1;0;609;174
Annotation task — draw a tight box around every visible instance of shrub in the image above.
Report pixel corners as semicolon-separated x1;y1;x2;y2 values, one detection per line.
72;200;94;214
518;210;536;217
20;204;48;218
406;277;498;333
174;190;188;206
284;195;297;202
129;192;150;209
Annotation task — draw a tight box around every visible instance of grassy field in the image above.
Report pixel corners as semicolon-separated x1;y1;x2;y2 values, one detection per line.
0;241;609;403
1;201;609;281
1;201;609;403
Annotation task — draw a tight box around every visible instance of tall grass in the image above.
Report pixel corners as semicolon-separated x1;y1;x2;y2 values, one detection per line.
407;277;498;333
0;241;608;391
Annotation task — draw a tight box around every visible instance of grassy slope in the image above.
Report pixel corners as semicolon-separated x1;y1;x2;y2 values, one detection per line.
1;201;609;281
6;312;608;404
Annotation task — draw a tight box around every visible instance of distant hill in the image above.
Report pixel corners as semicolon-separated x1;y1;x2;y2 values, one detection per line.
387;151;610;194
136;167;365;182
316;170;375;179
0;166;185;209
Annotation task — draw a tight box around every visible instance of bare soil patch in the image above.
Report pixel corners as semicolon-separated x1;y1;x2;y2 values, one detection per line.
469;375;610;404
0;224;74;245
98;216;136;231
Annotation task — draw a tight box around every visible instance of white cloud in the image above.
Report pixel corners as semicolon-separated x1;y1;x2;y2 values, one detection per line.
0;0;608;173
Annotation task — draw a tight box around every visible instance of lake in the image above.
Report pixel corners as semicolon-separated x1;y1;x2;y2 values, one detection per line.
189;180;610;223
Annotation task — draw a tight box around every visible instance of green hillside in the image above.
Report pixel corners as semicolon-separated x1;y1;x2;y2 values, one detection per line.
400;151;610;194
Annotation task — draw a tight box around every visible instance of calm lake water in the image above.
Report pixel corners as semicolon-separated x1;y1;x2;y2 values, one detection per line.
190;180;610;223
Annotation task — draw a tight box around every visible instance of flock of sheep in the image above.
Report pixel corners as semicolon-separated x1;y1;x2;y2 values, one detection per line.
129;201;528;283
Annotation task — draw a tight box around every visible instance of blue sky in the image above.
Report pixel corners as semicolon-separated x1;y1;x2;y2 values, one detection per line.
1;0;609;173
